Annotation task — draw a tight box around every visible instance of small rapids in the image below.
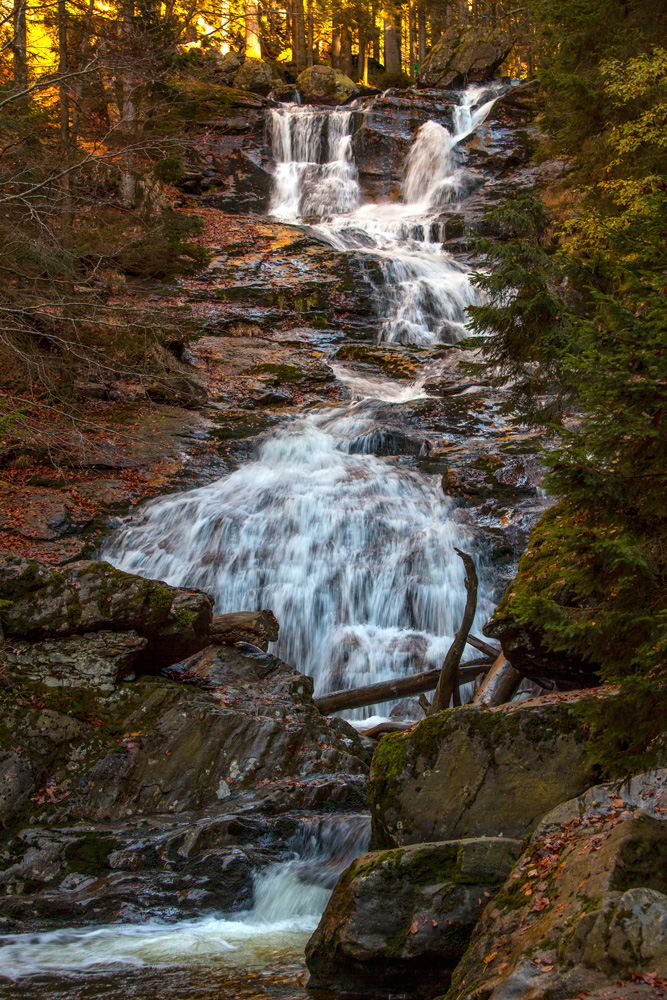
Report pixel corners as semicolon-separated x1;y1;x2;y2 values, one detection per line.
0;815;369;986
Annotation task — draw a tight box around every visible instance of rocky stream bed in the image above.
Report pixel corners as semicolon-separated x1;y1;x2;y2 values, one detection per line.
1;72;666;1000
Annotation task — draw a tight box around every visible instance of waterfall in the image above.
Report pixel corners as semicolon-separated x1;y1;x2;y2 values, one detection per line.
267;84;503;345
103;368;490;714
269;105;359;219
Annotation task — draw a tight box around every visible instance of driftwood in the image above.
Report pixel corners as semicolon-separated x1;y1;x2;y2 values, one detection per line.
473;653;522;707
429;549;478;715
313;658;491;715
466;633;501;660
362;720;414;740
211;610;279;652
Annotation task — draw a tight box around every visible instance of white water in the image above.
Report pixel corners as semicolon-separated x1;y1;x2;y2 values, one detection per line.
0;815;369;981
103;364;490;713
269;83;502;345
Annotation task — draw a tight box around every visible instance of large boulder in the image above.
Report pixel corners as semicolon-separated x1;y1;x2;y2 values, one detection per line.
0;556;213;670
369;692;607;849
447;769;667;1000
296;65;359;106
419;26;513;89
306;837;522;994
233;57;281;96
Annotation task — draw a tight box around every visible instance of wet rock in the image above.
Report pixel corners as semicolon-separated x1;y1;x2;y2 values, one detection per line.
233;57;281;96
145;374;208;408
306;837;522;993
419;26;513;89
296;65;358;106
0;751;33;827
448;769;667;1000
368;691;608;849
389;698;425;723
0;557;213;669
10;631;147;690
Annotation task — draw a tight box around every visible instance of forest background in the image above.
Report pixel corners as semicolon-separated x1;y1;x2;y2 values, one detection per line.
1;0;667;765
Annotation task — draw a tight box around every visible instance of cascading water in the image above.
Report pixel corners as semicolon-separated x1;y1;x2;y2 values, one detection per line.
0;815;370;989
268;82;503;344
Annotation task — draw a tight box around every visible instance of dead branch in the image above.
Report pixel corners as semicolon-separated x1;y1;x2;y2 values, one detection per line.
429;548;478;715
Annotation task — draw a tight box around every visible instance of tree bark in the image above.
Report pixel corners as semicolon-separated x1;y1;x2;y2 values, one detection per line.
58;0;72;227
466;633;501;659
383;11;401;75
339;23;352;77
429;549;478;715
458;0;468;26
473;653;522;707
293;0;307;71
120;0;137;208
306;0;314;66
331;1;340;68
12;0;27;91
245;0;262;58
314;657;490;715
408;1;417;79
417;0;426;67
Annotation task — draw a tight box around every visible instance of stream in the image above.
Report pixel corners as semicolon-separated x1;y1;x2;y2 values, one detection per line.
0;83;510;998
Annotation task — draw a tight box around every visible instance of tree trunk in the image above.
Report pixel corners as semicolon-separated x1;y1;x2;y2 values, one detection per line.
331;1;340;68
429;549;478;715
417;0;426;67
306;0;314;66
71;0;94;142
120;0;137;209
383;12;401;75
408;1;417;79
58;0;73;228
245;0;262;58
12;0;27;91
458;0;468;27
293;0;307;72
339;23;352;77
358;30;368;83
371;0;379;61
313;658;490;715
473;654;522;707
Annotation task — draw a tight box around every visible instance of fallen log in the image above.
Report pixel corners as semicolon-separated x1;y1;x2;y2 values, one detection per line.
473;653;521;707
211;610;279;652
313;657;491;715
429;549;478;715
466;633;501;660
362;720;413;740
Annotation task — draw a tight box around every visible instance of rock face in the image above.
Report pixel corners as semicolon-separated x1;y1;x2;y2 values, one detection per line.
368;693;606;849
233;57;282;96
0;641;371;929
11;631;147;690
419;26;513;88
296;65;359;105
306;837;522;993
447;770;667;1000
0;557;213;671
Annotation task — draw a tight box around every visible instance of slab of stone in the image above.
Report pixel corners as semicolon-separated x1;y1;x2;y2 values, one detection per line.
306;837;522;993
11;630;147;689
369;692;607;848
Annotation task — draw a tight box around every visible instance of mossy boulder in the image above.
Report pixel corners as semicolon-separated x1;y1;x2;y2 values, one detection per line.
233;57;281;96
296;65;359;106
419;26;513;89
446;769;667;1000
0;556;213;670
369;693;608;849
306;837;521;993
11;631;147;690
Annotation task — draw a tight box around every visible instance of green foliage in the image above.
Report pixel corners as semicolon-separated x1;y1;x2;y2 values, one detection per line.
468;19;667;770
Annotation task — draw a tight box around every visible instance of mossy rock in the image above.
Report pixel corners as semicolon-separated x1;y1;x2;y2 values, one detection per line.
296;65;359;106
368;694;608;849
306;837;521;993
